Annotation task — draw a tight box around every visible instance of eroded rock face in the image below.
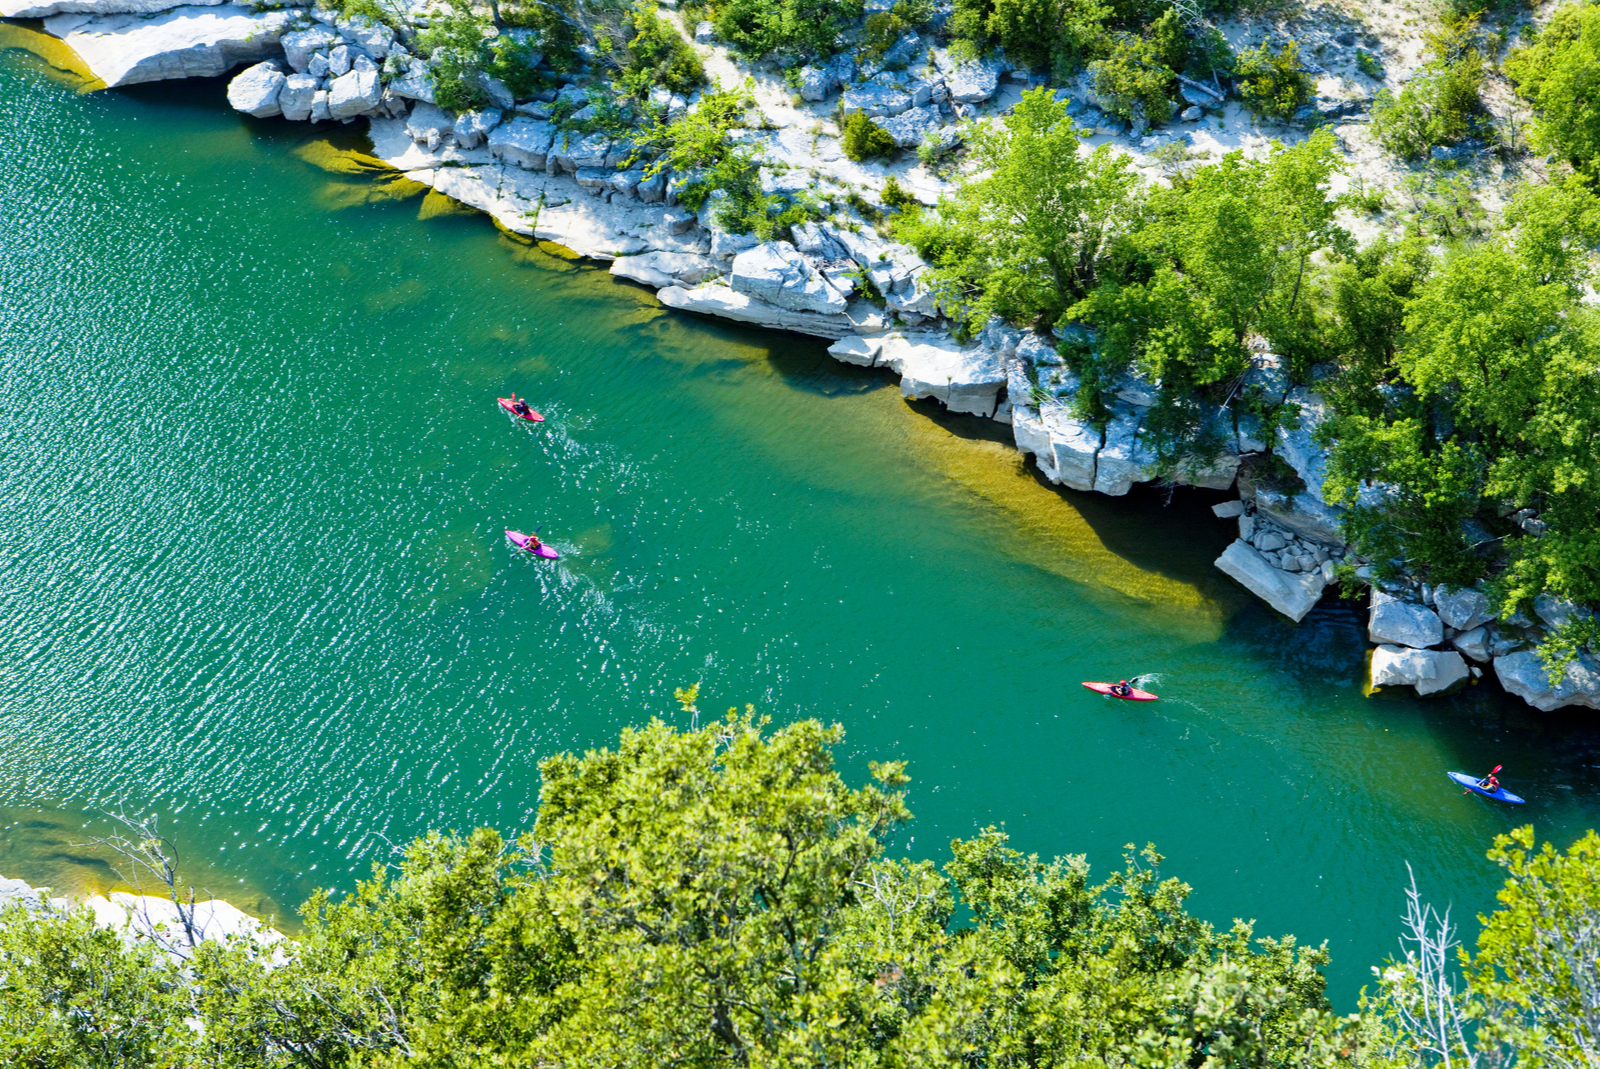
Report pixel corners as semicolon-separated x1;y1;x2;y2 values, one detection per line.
840;78;913;117
1368;591;1443;649
1255;488;1345;544
1495;649;1600;712
729;242;848;315
1371;645;1470;696
879;106;940;148
406;102;454;150
453;108;502;149
226;60;284;118
879;334;1006;417
935;48;1001;104
1094;403;1157;496
798;65;835;102
387;54;436;103
1214;540;1328;622
610;252;718;288
657;284;882;340
0;0;217;16
45;4;292;87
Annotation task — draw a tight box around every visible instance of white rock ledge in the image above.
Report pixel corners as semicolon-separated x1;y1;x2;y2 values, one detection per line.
43;4;293;87
657;284;884;340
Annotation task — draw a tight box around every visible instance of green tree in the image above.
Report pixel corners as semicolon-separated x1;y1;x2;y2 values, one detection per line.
900;87;1138;331
712;0;864;62
1505;1;1600;181
1235;40;1314;123
1370;15;1487;160
0;904;195;1068
840;111;897;162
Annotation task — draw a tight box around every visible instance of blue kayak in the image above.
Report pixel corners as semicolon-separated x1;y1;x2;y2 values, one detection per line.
1448;771;1525;804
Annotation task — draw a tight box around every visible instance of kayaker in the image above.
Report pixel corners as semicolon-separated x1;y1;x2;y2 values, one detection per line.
1480;771;1500;792
1113;680;1131;697
510;394;532;418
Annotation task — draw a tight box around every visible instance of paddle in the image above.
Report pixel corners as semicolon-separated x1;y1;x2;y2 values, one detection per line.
1467;764;1503;794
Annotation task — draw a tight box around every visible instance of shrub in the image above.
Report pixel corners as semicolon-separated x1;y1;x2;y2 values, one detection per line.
1370;16;1486;159
712;0;864;61
1234;40;1314;123
841;111;896;161
881;174;914;208
416;2;494;112
623;1;705;95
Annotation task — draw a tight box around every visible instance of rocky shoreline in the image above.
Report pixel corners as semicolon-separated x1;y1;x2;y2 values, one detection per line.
6;0;1596;712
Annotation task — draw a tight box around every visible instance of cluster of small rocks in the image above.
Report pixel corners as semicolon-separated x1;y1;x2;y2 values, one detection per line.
226;12;413;123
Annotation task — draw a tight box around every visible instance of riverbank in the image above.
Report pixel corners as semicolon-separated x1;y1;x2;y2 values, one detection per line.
4;0;1595;716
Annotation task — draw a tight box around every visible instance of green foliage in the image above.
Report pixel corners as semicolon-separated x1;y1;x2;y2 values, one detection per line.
863;0;934;60
1354;47;1383;80
840;110;896;162
630;79;755;202
711;0;864;61
1088;32;1176;123
1234;39;1314;123
0;904;193;1066
415;0;494;112
622;1;705;95
1369;826;1600;1068
881;173;913;209
1506;1;1600;181
485;31;547;101
1074;131;1349;393
900;88;1137;334
0;716;1370;1066
1370;16;1487;160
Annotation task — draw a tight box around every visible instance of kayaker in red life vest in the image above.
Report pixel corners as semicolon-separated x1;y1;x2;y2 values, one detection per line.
1480;771;1500;792
1113;680;1132;697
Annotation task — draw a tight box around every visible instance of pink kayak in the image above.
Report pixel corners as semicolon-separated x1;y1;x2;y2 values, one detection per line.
506;530;560;559
1082;681;1159;701
498;397;544;423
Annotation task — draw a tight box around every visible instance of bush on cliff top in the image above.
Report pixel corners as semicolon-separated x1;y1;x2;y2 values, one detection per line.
840;110;896;162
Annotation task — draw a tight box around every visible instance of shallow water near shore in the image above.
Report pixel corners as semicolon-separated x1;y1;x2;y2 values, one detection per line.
4;52;1600;1004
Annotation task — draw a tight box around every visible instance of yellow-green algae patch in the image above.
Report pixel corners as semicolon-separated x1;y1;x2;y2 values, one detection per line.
0;21;103;91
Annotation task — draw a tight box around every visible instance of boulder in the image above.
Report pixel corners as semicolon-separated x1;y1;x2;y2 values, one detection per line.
225;60;284;117
637;171;667;202
1243;350;1290;404
1495;649;1600;712
327;68;380;120
657;284;885;340
277;71;319;122
453;108;502;148
406;102;454;150
693;19;713;44
327;43;352;77
476;72;515;110
711;228;762;260
879;105;940;148
878;334;1006;417
1371;645;1471;696
1368;591;1443;649
729;242;848;315
840;78;914;117
44;4;292;86
1452;626;1492;663
610;251;718;288
1094;403;1156;496
1534;594;1593;630
1180;105;1202;121
798;65;834;102
387;55;436;103
1214;540;1328;622
488;116;556;170
336;13;392;57
309;89;330;123
1111;369;1160;407
281;26;335;72
1213;500;1246;519
935;49;1002;104
574;167;611;194
1434;586;1493;631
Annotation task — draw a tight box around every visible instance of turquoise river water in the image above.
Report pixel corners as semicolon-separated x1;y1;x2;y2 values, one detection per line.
3;34;1599;1006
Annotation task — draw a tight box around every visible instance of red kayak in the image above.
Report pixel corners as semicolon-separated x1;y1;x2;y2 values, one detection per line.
506;530;560;559
1082;682;1159;701
498;396;544;423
